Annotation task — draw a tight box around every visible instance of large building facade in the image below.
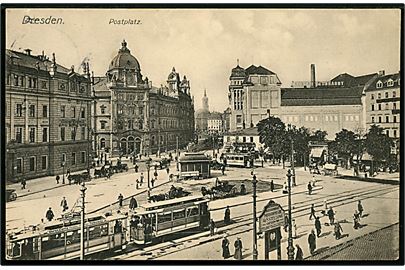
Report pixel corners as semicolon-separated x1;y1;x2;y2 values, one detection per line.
92;41;194;157
5;49;92;182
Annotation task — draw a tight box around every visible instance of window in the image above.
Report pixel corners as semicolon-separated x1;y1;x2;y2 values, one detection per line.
250;76;259;84
61;105;66;118
100;121;107;129
61;127;65;141
19;76;25;87
29;157;35;172
81;152;86;163
100;138;106;149
378;93;381;99
42;127;48;142
16;158;23;173
394;130;397;138
393;116;397;123
13;75;19;86
42;105;48;118
260;76;268;85
386;103;389;110
379;116;382;123
81;126;85;139
250;136;254;142
71;107;76;118
41;81;47;89
61;153;66;163
15;127;23;143
376;81;383;88
386;116;389;123
29;127;35;143
378;104;382;111
41;156;47;170
28;105;35;117
371;94;374;100
387;80;394;87
385;92;389;98
371;104;374;111
393;91;396;98
16;104;23;117
71;152;76;166
371;117;375;123
386;130;389;136
100;105;106;114
71;127;76;141
393;103;397;110
173;209;186;220
81;108;85;118
236;115;242;124
158;212;172;223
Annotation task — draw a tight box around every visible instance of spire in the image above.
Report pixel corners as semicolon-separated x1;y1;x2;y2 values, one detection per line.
237;58;239;66
204;89;207;97
172;67;176;72
119;39;130;53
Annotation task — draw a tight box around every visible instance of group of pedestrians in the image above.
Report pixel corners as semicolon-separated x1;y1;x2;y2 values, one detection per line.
221;235;243;260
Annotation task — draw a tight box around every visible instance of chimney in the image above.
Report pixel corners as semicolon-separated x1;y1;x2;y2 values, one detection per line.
310;64;316;88
24;49;32;56
378;70;385;77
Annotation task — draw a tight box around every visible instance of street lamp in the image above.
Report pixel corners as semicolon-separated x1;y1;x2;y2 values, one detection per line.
286;169;294;260
252;173;258;260
61;161;65;184
287;124;296;186
146;157;152;189
80;182;87;260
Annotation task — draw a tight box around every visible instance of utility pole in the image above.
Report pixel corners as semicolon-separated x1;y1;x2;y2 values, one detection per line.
291;135;296;186
252;173;258;260
80;182;87;260
286;169;294;260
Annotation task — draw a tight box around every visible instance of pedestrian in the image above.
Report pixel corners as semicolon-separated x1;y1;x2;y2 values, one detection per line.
215;177;220;187
134;163;139;173
136;179;139;189
353;210;361;229
309;204;316;220
169;173;174;183
315;216;322;237
222;235;231;259
270;180;274;192
118;193;124;208
295;244;304;260
166;167;170;174
154;170;158;181
308;229;316;255
240;184;246;195
45;207;54;222
307;182;313;195
129;196;138;210
66;168;71;178
357;200;364;217
21;179;26;190
224;206;231;224
322;199;328;216
334;221;343;240
234;238;243;260
209;219;216;236
60;197;68;212
312;175;316;187
56;175;60;184
327;207;335;225
147;188;151;200
151;177;155;188
282;182;288;194
221;165;225;175
140;173;144;184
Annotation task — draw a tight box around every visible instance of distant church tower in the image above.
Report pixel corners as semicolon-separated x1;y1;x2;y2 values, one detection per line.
202;89;209;112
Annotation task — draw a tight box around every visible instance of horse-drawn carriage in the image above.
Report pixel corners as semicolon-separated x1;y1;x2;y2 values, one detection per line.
210;160;224;170
201;180;240;199
68;172;90;184
111;163;128;173
321;163;338;176
149;186;191;202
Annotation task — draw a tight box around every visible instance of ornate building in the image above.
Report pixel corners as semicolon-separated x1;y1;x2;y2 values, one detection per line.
92;40;194;157
5;49;92;182
195;89;210;132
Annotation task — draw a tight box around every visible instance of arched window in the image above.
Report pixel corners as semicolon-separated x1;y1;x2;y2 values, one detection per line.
100;138;106;149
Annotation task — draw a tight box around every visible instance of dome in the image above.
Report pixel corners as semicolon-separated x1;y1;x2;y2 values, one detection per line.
108;40;140;71
230;65;246;78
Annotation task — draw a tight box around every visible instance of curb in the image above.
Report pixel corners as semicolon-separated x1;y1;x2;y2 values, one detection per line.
335;175;399;185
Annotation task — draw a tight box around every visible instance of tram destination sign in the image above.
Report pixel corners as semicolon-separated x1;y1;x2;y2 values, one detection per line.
258;200;285;233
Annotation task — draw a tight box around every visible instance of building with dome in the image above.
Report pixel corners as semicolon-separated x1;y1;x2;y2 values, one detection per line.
92;40;194;158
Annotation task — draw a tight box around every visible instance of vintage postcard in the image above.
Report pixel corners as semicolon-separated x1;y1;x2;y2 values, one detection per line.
1;5;403;265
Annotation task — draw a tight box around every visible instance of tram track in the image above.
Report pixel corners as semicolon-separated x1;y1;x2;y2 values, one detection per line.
112;184;398;260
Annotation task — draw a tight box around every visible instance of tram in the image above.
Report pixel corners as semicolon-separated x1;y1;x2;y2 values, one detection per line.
129;195;210;245
6;213;128;260
225;153;254;168
6;196;210;260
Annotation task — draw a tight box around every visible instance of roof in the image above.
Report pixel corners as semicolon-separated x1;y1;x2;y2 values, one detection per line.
330;72;377;87
225;126;259;136
365;72;400;92
108;40;140;71
179;152;210;163
230;65;246;79
140;195;207;210
246;65;275;76
280;86;364;106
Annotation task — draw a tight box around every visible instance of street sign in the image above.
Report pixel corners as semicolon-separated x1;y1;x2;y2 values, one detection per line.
259;200;285;233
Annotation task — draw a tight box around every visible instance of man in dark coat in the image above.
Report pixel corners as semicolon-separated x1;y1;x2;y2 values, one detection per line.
327;207;335;225
309;204;316;220
129;196;138;210
118;193;124;208
60;197;68;212
140;173;144;184
224;206;231;224
295;244;304;260
222;236;231;259
234;238;243;260
134;163;139;173
270;180;274;192
209;219;216;236
46;207;54;222
21;179;26;190
308;229;316;255
315;216;322;237
307;182;313;195
357;200;364;217
56;175;60;184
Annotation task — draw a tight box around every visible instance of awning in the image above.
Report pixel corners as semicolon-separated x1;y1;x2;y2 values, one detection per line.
310;148;324;158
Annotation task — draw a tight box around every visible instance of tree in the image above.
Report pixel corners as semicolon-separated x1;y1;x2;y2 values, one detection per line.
257;116;287;166
310;129;328;142
333;129;357;168
294;127;311;169
365;125;392;174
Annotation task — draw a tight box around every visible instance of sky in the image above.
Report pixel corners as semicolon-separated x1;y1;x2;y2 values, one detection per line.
6;8;401;111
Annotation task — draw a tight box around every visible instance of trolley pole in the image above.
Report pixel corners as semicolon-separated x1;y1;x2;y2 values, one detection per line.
252;174;258;260
286;169;294;260
80;182;87;260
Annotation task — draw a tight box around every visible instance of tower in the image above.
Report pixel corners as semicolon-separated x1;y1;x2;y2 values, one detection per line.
202;89;209;112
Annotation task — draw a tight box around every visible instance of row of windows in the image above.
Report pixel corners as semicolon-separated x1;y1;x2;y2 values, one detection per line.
60;126;87;141
376;79;400;89
384;128;399;138
14;104;48;118
15;155;48;174
6;74;47;89
371;115;398;124
282;114;359;123
370;90;397;100
371;102;398;111
13;127;48;144
60;105;86;118
60;152;86;167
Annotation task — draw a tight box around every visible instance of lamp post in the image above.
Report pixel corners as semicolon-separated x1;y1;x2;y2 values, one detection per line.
80;182;87;260
61;161;65;184
287;124;296;186
252;173;258;260
146;157;151;189
286;169;294;260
